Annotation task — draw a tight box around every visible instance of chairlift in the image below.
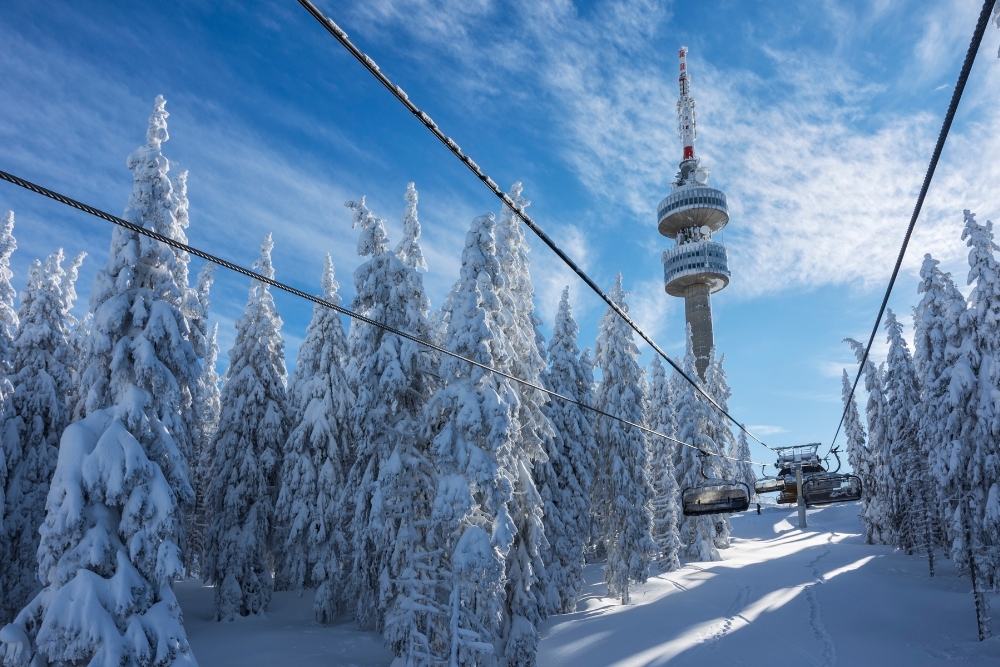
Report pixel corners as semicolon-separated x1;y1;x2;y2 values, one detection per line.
802;448;863;506
771;443;825;504
681;452;751;516
753;462;785;495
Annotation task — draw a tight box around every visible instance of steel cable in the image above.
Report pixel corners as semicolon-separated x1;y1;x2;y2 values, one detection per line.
0;168;771;467
294;0;775;454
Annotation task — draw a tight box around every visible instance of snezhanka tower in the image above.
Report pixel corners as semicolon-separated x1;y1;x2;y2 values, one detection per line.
658;46;730;380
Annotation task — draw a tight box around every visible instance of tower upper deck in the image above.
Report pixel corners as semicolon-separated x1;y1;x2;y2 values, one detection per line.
656;185;729;238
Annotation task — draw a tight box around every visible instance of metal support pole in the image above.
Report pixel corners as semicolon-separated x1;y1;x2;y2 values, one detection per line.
796;464;807;529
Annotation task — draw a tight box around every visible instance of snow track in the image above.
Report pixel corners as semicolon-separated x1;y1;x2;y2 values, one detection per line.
804;534;837;667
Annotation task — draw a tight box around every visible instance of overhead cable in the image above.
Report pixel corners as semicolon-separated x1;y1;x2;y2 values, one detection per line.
831;0;995;452
0;168;770;467
294;0;775;455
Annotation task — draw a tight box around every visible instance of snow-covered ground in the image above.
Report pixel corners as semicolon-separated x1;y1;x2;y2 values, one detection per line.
177;502;1000;666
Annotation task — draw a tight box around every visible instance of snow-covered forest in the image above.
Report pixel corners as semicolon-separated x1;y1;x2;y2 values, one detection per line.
1;96;999;666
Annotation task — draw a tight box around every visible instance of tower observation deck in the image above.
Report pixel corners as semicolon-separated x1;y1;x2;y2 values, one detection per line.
659;46;730;380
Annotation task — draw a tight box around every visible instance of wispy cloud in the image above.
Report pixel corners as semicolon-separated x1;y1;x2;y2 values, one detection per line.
747;424;788;436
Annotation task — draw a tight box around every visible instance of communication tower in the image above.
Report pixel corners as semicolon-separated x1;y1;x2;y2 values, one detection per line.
658;46;730;380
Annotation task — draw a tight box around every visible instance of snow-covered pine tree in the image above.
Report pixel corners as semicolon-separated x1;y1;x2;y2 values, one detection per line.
204;234;289;620
395;182;427;271
593;274;656;604
425;212;518;665
0;97;203;665
538;288;596;613
0;210;16;620
912;253;968;552
953;211;1000;582
732;429;756;505
495;183;552;656
846;337;890;544
646;356;681;573
189;322;222;577
882;309;925;554
703;351;734;550
673;326;725;561
0;250;84;623
578;346;602;561
840;369;875;540
342;192;435;632
272;254;354;623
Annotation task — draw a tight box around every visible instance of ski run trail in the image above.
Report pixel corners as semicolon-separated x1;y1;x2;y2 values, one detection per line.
175;502;1000;666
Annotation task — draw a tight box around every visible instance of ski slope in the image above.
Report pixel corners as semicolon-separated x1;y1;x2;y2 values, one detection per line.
175;502;1000;666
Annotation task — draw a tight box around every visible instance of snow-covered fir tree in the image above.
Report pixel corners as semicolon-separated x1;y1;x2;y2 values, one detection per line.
882;309;926;554
0;97;203;665
646;356;681;573
272;254;355;623
703;352;734;550
494;183;552;659
189;322;222;577
732;429;756;505
538;288;596;613
424;212;519;665
948;211;1000;582
395;182;427;271
593;274;656;604
840;369;874;537
0;210;17;620
0;250;84;623
342;191;435;632
204;234;289;621
912;253;967;551
845;337;890;544
673;326;725;561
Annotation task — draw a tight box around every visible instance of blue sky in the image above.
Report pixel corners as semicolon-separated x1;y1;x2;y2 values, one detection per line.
1;0;998;468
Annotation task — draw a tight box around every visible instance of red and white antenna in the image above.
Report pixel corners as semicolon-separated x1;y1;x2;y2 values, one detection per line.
677;46;697;161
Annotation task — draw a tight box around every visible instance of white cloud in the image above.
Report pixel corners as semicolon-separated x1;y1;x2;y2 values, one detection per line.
747;424;789;436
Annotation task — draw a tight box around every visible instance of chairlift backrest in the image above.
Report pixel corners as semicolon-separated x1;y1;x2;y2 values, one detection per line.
802;473;863;506
682;480;751;516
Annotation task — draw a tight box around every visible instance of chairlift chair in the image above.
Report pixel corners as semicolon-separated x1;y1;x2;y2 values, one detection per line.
682;480;752;516
801;448;863;506
754;463;785;495
681;452;751;516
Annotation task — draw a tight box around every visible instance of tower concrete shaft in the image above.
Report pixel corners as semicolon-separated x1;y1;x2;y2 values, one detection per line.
658;47;731;380
684;283;714;379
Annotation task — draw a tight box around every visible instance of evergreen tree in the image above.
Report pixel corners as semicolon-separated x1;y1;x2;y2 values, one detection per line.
952;211;1000;582
0;98;200;666
495;184;551;658
674;326;725;561
204;234;289;620
190;322;222;577
272;254;354;623
425;212;518;665
912;253;967;551
593;274;656;604
732;430;756;505
0;210;17;620
841;369;874;537
883;309;925;553
646;356;681;572
846;338;890;544
704;352;734;549
0;250;84;623
343;192;435;632
538;288;596;612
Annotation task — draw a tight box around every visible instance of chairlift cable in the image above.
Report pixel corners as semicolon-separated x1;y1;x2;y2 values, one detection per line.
0;168;772;468
830;0;995;454
294;0;776;455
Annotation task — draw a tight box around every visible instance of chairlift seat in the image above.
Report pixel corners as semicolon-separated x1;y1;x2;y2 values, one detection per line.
682;481;751;516
802;473;863;506
754;477;785;495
